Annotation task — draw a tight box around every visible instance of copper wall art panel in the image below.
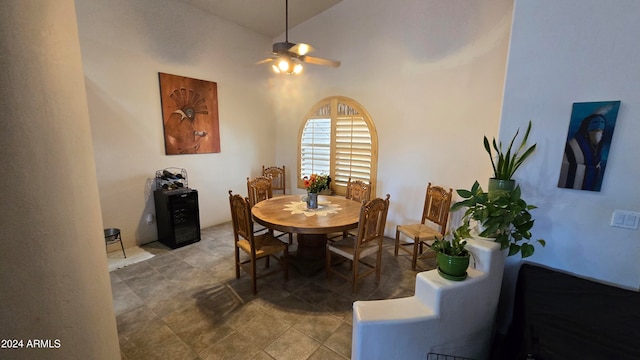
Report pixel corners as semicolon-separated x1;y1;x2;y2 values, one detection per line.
159;72;220;155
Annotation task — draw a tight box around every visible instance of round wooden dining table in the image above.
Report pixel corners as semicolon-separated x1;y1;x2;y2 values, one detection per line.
251;194;362;275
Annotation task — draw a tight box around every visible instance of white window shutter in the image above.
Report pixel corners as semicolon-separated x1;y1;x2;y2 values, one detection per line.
334;116;372;187
298;97;377;196
300;118;331;178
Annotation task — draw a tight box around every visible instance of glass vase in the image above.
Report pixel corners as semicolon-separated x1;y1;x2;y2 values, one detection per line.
306;192;318;209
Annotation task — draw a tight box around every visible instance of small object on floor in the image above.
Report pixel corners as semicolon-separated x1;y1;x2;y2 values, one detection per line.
104;228;126;258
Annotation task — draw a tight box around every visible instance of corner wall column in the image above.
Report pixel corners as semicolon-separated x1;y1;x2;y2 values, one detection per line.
0;1;120;358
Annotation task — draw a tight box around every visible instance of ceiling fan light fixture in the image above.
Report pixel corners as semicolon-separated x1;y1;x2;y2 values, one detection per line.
257;0;340;74
272;57;303;75
277;58;290;72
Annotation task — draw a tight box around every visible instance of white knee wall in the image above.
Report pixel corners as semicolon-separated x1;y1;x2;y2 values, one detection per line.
352;238;505;360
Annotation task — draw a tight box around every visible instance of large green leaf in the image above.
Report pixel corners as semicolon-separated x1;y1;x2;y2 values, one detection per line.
508;243;520;256
520;243;535;258
485;120;537;180
456;189;473;198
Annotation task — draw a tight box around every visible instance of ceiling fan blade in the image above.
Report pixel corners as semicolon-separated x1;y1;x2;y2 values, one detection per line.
256;57;275;65
304;56;341;68
289;42;314;56
273;41;295;53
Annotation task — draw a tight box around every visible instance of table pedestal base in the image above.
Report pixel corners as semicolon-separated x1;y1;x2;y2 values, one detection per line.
290;234;327;276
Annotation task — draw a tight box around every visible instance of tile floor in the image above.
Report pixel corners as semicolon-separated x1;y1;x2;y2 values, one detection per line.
110;222;436;360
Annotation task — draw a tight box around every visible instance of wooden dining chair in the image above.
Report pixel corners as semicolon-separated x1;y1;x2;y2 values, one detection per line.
394;183;453;271
327;177;372;242
262;165;286;195
246;176;272;235
326;194;390;293
246;176;293;245
247;176;273;207
346;177;371;203
228;190;288;294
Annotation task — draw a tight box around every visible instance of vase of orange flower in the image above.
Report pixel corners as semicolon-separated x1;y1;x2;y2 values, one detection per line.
302;174;329;209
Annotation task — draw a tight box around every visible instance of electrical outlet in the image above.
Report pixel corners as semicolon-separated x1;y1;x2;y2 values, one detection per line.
610;210;640;230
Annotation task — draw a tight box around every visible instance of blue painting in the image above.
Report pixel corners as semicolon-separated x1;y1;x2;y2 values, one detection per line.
558;100;621;191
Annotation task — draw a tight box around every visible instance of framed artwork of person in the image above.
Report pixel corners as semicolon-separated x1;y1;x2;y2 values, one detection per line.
558;100;621;191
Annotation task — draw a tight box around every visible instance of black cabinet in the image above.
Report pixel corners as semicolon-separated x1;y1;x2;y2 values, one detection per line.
154;189;201;249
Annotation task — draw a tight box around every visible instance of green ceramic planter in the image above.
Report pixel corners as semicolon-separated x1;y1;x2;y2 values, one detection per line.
436;252;470;281
488;178;516;200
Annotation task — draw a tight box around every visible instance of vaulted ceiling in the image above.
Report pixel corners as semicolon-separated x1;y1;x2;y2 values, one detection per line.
173;0;343;38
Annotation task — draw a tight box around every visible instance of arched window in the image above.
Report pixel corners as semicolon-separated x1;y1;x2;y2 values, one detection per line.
297;96;378;196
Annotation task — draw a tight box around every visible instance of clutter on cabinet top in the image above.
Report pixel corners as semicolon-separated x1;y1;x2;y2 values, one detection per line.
155;167;188;191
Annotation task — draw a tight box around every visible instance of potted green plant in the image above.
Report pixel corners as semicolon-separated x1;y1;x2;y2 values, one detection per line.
450;181;545;258
484;120;537;196
432;227;471;281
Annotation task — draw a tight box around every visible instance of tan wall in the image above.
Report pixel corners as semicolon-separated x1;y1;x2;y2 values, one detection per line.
0;1;120;358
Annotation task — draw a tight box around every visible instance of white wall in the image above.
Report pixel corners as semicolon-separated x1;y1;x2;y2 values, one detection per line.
76;0;278;247
270;0;514;232
492;0;640;334
501;0;640;291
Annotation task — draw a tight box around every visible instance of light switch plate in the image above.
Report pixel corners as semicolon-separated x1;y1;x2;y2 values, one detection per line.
610;210;640;230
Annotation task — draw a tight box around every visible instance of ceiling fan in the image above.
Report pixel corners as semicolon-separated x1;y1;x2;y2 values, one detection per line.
257;0;341;74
